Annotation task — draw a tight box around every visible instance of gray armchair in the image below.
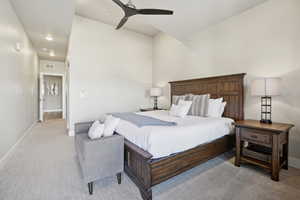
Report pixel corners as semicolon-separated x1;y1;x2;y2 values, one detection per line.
74;121;124;195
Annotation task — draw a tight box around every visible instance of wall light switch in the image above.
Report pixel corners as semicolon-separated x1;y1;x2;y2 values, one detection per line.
80;90;87;99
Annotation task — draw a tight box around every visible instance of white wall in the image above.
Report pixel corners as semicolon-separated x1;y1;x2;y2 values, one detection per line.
153;0;300;160
0;0;38;161
67;16;153;135
40;60;66;75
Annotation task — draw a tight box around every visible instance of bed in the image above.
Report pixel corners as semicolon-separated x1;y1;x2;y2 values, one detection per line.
118;73;246;200
116;110;235;159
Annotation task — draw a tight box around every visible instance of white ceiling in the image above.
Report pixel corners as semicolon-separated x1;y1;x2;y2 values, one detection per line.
10;0;75;61
76;0;268;39
76;0;160;36
10;0;268;61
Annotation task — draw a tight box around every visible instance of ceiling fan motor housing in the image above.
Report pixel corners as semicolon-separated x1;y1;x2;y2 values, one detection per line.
112;0;174;29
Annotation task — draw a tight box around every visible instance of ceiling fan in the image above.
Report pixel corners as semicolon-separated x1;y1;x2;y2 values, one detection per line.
112;0;174;30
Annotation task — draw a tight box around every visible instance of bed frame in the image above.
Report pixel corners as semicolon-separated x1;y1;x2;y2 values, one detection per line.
124;73;246;200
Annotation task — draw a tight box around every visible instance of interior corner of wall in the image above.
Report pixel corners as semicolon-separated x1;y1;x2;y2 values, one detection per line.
290;157;300;169
67;118;74;137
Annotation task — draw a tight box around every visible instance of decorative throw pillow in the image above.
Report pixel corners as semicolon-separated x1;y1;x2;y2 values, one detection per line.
172;95;186;105
185;94;194;101
88;121;105;139
169;100;192;118
219;102;227;117
103;115;120;137
188;94;210;116
207;98;223;118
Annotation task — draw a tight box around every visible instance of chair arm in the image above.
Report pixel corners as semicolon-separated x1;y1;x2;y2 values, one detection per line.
75;121;93;134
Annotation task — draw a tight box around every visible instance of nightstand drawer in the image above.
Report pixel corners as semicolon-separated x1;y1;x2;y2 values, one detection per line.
241;128;272;147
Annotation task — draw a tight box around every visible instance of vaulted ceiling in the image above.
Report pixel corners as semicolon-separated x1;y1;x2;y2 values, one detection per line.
76;0;160;36
10;0;268;61
76;0;268;39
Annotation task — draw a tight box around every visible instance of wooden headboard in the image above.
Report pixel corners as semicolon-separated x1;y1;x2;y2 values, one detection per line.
169;73;246;121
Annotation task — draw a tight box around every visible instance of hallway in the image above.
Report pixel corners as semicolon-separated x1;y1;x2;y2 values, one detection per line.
0;120;140;200
1;120;300;200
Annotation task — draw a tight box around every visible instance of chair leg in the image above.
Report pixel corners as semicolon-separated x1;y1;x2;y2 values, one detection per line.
88;182;93;195
117;173;122;184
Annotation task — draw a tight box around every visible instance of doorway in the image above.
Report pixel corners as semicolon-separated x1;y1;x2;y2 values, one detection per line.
39;73;66;122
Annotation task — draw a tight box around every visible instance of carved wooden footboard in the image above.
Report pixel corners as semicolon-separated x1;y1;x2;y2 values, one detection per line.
124;135;235;200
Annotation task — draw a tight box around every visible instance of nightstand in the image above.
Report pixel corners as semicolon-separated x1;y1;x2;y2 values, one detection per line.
140;108;165;112
234;120;294;181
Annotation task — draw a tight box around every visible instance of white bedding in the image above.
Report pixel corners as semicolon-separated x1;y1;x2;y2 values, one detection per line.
115;110;234;159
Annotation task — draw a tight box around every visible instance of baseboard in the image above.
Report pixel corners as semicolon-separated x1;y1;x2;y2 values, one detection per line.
289;157;300;169
68;129;75;137
0;122;37;169
44;109;63;112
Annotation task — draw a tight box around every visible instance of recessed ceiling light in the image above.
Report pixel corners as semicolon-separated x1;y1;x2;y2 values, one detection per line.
49;51;55;57
45;34;53;41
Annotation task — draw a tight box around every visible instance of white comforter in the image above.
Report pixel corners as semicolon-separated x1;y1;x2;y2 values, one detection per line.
115;110;234;159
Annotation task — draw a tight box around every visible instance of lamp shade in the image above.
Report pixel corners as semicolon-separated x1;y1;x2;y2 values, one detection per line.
150;87;162;97
251;78;281;96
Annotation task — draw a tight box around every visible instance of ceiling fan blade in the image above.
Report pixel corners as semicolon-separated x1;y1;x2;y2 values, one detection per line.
116;17;128;29
112;0;125;9
138;9;173;15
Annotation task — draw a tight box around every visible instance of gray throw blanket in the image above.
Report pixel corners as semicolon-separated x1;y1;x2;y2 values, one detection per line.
111;112;177;128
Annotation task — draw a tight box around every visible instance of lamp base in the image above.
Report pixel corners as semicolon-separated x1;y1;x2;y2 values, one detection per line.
260;119;272;124
153;96;158;110
260;96;272;125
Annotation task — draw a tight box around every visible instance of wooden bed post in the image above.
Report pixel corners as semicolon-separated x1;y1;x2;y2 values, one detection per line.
124;140;153;200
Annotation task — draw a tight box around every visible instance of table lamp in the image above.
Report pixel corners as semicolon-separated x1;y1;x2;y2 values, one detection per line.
251;78;281;124
150;88;162;110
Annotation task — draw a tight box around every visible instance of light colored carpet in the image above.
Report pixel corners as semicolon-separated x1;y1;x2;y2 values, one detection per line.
0;120;300;200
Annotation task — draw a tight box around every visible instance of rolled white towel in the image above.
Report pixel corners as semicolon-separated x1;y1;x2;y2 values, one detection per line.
88;121;104;139
103;115;120;137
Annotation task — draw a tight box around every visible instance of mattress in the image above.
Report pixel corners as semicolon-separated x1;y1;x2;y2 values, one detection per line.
115;110;234;159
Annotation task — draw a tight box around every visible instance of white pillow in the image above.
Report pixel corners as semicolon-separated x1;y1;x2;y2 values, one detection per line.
88;121;105;139
169;100;192;118
207;98;223;118
103;115;120;137
169;104;181;116
219;102;227;117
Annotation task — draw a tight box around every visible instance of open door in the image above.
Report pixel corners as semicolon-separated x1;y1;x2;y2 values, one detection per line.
39;74;44;122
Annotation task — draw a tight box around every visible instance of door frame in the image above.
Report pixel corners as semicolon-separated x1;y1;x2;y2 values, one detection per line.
39;72;66;121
